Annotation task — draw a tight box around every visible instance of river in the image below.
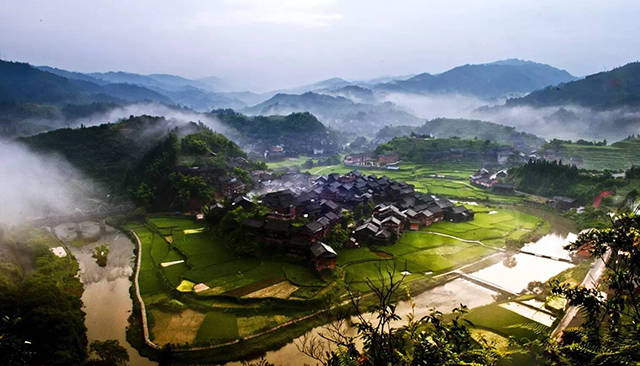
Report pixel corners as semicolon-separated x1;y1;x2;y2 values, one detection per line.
53;222;155;366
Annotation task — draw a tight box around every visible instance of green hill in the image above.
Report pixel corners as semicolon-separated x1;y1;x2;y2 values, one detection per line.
210;109;341;155
375;118;545;152
541;137;640;171
21;115;261;210
375;136;507;164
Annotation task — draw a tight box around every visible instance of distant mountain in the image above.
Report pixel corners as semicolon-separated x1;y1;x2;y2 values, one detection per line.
506;62;640;109
243;92;422;136
318;85;375;103
0;60;171;105
376;59;577;99
38;64;249;111
281;77;352;94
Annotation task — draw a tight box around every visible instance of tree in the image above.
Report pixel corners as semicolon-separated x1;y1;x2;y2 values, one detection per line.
544;213;640;365
297;264;498;366
88;339;129;366
326;225;349;250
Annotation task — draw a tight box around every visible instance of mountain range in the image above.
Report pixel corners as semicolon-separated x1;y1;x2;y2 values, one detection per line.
505;62;640;108
375;59;577;99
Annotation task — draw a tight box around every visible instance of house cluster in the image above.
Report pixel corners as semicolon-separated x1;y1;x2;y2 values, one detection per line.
344;153;400;170
231;170;474;271
469;168;515;194
353;195;474;245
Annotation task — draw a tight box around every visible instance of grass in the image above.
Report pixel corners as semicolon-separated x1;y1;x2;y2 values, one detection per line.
465;303;546;341
195;311;239;343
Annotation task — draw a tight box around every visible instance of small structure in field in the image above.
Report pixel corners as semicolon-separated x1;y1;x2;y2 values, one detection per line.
50;246;67;258
310;242;337;271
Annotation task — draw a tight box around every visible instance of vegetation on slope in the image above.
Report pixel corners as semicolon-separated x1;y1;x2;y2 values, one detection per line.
376;136;505;163
376;117;546;151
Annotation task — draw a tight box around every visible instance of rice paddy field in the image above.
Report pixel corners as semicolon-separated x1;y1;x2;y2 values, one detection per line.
128;201;548;349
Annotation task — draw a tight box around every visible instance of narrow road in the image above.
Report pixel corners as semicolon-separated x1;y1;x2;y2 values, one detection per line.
550;248;611;340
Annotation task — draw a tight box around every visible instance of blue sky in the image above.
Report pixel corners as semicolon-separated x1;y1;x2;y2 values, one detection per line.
1;0;638;91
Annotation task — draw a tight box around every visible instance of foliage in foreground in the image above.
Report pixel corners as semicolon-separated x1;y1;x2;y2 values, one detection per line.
534;213;640;365
296;267;500;366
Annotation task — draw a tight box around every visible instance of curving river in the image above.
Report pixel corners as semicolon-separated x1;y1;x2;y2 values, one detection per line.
53;222;155;366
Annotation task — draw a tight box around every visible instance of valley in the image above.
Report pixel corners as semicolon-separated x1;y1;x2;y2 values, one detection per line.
2;6;640;364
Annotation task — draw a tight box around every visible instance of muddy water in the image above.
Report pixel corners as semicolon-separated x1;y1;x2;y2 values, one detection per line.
54;222;155;366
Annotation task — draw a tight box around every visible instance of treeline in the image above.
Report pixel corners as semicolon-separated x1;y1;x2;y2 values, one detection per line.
509;160;620;203
544;138;607;148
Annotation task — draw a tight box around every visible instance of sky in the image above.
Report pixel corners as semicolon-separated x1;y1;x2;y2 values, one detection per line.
1;0;639;91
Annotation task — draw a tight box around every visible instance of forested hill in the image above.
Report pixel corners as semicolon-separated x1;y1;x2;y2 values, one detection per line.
376;59;576;99
375;118;546;152
21;115;262;210
241;91;422;136
375;136;506;163
506;62;640;109
210;109;341;155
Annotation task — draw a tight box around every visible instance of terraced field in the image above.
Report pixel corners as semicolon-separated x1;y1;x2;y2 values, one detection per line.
544;138;640;171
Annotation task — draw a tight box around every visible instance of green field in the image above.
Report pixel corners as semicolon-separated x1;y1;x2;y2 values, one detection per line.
464;303;548;341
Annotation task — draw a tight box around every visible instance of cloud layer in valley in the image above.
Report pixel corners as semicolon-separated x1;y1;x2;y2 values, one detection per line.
0;141;101;226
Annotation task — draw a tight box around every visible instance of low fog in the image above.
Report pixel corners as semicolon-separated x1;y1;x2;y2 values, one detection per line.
381;92;640;142
0;141;101;226
382;92;498;122
77;102;236;138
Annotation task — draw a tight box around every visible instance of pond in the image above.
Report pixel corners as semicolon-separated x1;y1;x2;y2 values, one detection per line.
54;222;155;366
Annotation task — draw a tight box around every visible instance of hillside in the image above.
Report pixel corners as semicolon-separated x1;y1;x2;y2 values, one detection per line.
210;109;340;156
506;62;640;109
21;115;260;210
242;92;422;136
540;136;640;171
375;118;546;152
375;136;508;164
376;59;576;99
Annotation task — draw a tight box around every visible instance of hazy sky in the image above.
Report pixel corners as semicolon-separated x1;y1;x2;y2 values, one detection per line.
1;0;639;91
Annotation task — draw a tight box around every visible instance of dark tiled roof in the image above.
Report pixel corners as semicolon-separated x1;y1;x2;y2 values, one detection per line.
310;242;337;258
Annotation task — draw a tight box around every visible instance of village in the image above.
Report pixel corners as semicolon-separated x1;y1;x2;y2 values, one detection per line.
219;170;475;271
